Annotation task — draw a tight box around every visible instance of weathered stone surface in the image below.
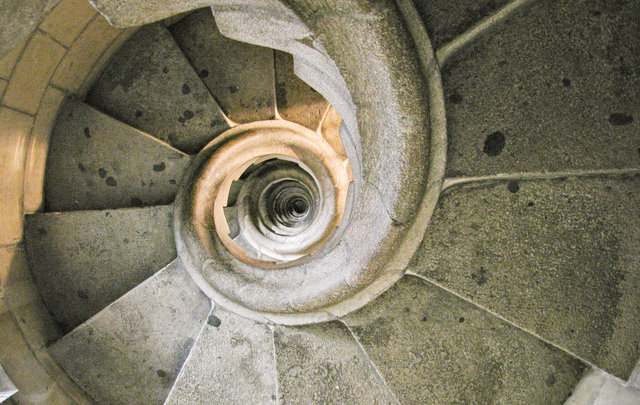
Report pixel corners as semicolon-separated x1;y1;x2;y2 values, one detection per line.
274;321;396;404
50;260;210;405
169;9;276;124
274;50;328;130
165;308;276;405
45;100;191;211
24;204;176;331
343;276;586;404
411;175;640;378
0;363;17;401
414;0;511;49
443;0;640;177
85;23;229;154
0;0;59;58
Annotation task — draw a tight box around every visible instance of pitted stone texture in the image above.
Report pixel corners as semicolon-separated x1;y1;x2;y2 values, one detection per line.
85;23;229;154
413;0;512;49
0;0;59;58
24;205;176;331
169;9;276;124
342;276;586;404
45;100;191;212
275;50;328;131
50;260;210;405
89;0;212;27
411;175;640;378
274;321;396;404
443;0;640;177
165;308;276;405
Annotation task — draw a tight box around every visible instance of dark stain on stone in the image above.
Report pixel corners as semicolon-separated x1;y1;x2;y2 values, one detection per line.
199;69;209;78
546;374;556;386
608;113;633;126
37;227;47;236
78;162;86;172
105;212;110;217
178;116;185;123
130;197;143;207
351;317;391;347
106;176;117;187
169;179;176;185
98;168;107;178
182;83;191;95
459;317;465;323
208;315;221;327
135;110;143;117
83;127;91;138
471;267;487;286
507;180;520;193
228;85;239;94
421;316;428;322
562;78;571;87
183;110;195;120
156;369;166;378
153;162;166;172
162;67;169;74
448;90;464;104
483;131;505;156
123;238;129;244
77;290;88;300
527;201;535;207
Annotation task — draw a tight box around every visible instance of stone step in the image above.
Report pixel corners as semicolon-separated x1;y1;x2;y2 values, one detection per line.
168;9;276;124
85;23;229;154
410;175;640;378
45;99;190;212
440;0;640;178
24;204;176;332
342;275;586;404
164;307;276;405
49;259;210;405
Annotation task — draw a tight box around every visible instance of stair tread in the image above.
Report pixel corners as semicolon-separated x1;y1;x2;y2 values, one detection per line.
25;205;176;332
342;275;586;404
164;307;276;405
274;321;397;404
169;9;276;124
441;0;640;177
45;99;191;212
85;23;229;154
411;175;640;378
49;259;210;405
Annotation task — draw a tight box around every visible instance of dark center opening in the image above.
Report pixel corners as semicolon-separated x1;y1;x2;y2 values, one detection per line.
291;198;308;215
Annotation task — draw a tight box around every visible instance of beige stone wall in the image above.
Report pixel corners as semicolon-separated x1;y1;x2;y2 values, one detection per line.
0;1;136;403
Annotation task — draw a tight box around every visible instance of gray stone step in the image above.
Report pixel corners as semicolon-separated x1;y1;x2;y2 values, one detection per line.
164;307;276;405
410;175;640;378
441;0;640;177
49;259;210;405
168;9;276;124
85;23;229;154
274;321;397;405
24;204;176;332
413;0;512;49
45;99;191;212
342;275;586;404
274;50;329;131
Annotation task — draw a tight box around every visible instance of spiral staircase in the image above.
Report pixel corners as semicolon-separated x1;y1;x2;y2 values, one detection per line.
0;0;640;404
